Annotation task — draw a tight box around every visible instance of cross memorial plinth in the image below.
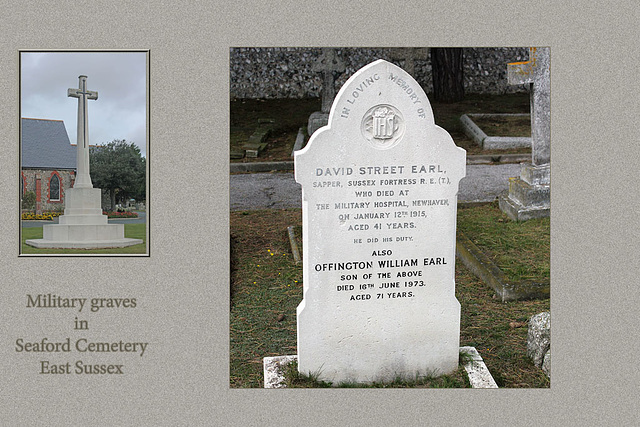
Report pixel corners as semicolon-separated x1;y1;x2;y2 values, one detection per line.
295;60;466;384
499;47;550;221
307;48;346;136
25;75;143;249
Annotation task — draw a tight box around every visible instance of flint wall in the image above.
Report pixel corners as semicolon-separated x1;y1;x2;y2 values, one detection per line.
230;47;531;99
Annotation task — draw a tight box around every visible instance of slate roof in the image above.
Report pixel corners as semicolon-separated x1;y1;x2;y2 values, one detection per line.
21;118;76;169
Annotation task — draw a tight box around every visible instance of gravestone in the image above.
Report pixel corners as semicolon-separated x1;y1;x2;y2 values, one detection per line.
295;59;466;384
499;47;550;220
25;75;143;249
307;48;346;136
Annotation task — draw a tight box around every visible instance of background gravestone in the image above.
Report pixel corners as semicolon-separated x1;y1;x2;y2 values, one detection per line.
295;59;466;384
307;48;346;136
499;47;550;220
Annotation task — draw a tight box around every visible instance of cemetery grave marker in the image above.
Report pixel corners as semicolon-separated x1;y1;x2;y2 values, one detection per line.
25;75;143;249
295;59;466;384
499;47;550;220
307;48;346;136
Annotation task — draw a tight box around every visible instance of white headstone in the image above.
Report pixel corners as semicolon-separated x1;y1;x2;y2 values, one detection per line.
295;59;466;384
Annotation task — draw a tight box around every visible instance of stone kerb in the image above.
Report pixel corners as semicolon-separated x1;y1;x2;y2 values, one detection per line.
460;113;531;150
263;349;498;388
295;59;466;384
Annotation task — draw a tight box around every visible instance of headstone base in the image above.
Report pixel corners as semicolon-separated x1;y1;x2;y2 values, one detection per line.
264;347;497;388
499;193;550;221
307;111;328;136
499;163;550;221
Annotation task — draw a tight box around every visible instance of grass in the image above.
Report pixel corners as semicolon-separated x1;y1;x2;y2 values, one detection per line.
230;93;531;162
230;98;320;161
457;201;550;283
470;114;530;137
230;205;550;388
280;357;471;388
20;223;147;255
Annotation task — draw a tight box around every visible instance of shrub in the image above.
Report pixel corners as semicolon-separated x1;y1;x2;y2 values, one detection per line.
22;191;36;210
102;211;138;219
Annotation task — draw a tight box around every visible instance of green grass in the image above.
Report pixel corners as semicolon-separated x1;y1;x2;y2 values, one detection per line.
230;206;550;388
20;223;147;255
457;201;550;282
280;358;471;388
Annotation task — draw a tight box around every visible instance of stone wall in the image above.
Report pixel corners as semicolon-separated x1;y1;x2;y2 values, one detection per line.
230;47;531;99
22;169;74;213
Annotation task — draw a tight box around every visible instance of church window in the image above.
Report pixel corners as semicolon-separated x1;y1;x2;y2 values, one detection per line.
49;173;60;201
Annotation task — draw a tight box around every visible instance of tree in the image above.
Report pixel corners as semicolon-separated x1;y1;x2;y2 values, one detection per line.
22;191;36;211
431;48;464;103
90;140;145;211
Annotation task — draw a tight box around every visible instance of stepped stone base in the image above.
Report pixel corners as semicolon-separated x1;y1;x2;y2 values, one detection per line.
499;163;550;221
499;193;550;222
26;236;142;249
25;186;143;249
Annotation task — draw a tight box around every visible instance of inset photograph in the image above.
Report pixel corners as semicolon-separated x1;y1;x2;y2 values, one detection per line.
20;50;148;256
230;47;550;388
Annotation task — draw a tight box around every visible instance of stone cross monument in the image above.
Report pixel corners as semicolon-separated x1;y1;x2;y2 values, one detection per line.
67;75;98;189
307;48;346;136
499;47;550;220
25;75;143;249
313;48;346;113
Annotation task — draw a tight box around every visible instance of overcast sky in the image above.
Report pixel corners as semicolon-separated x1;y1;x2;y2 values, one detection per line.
21;51;147;156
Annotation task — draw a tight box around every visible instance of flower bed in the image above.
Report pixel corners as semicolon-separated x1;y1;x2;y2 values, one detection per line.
103;211;139;219
21;212;62;221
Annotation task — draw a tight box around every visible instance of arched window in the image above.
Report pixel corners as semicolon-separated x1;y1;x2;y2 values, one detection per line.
49;173;60;201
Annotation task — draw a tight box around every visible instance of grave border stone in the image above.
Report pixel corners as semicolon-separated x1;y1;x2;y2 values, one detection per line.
460;113;532;150
263;347;498;388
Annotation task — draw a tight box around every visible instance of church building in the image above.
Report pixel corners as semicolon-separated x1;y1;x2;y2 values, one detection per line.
21;118;76;214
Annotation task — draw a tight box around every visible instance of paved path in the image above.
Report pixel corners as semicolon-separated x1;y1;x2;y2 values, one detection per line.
230;163;521;211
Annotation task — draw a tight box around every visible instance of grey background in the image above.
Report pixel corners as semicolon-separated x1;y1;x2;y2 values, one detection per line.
1;0;638;425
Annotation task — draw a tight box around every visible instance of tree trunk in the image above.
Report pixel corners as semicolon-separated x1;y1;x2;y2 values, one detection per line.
431;48;464;103
110;189;116;212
